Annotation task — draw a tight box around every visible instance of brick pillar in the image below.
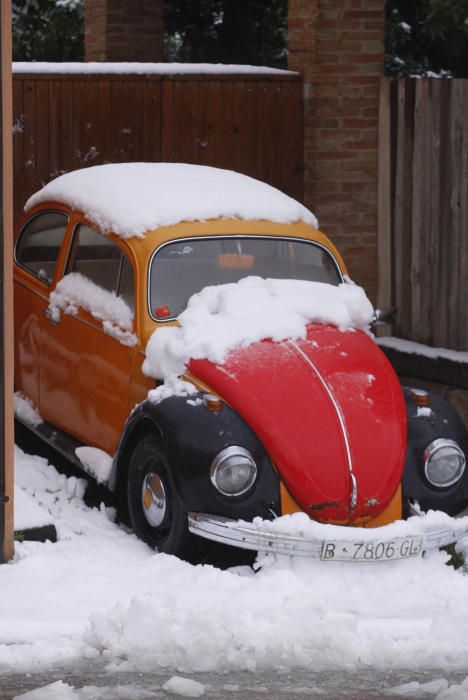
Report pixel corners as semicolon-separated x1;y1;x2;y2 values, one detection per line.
85;0;164;62
288;0;385;301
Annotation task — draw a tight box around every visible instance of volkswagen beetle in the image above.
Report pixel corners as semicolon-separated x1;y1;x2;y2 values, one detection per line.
13;163;468;563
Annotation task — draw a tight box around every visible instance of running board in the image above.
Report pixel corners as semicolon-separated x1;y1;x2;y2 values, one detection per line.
15;413;87;474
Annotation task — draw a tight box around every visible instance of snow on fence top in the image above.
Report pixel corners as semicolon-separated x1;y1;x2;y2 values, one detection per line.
13;61;296;76
25;163;318;237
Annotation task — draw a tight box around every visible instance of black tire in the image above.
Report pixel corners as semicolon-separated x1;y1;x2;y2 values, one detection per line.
127;435;197;561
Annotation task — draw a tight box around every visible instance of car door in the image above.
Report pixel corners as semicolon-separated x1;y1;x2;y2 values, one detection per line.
40;221;137;455
14;209;71;408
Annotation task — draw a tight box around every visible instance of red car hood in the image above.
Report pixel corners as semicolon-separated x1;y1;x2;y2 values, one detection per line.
189;324;407;523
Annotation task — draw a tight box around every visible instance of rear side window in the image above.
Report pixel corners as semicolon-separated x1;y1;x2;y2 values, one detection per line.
15;211;69;285
67;224;134;311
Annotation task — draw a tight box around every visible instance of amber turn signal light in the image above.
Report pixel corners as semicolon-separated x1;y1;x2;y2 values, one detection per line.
203;394;223;412
409;388;431;407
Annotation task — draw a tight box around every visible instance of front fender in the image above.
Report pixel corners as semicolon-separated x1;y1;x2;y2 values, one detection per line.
402;388;468;515
110;393;281;521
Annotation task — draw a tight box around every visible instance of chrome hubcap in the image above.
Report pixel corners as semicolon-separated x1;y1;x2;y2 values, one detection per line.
141;472;167;528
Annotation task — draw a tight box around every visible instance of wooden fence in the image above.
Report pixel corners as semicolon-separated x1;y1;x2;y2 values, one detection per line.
379;77;468;352
12;72;302;224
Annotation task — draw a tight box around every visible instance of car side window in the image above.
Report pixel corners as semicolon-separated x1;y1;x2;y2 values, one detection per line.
67;224;135;311
15;211;69;285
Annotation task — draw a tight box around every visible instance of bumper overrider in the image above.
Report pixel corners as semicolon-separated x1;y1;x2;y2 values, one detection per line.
188;511;468;562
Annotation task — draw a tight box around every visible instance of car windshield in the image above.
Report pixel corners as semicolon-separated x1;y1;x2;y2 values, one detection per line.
149;236;342;320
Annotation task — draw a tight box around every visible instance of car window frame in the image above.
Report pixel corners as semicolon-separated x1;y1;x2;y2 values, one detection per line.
14;208;70;288
63;220;137;328
147;234;345;323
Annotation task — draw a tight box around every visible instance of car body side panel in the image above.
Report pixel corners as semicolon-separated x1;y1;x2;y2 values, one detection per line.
13;274;45;406
40;308;134;455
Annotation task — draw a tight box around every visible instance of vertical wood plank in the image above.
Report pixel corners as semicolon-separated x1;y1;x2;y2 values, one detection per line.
410;79;430;343
21;79;37;203
12;78;24;222
448;81;464;349
393;79;415;339
460;82;468;350
1;0;14;563
377;77;392;313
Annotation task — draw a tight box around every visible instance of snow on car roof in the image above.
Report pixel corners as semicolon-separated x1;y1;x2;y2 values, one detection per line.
13;61;296;76
25;163;318;238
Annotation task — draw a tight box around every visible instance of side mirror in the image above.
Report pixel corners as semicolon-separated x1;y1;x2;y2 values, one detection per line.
372;307;397;326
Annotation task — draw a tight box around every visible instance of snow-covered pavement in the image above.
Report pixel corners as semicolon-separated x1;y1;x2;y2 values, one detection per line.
3;447;468;696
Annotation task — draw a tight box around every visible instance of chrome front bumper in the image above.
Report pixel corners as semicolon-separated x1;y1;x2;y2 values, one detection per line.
188;512;468;561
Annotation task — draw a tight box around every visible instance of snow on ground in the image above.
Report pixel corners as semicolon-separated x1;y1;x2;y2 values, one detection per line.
14;486;54;531
3;447;468;679
13;62;295;76
377;337;468;364
25;163;318;237
387;677;468;698
143;276;373;400
13;681;157;699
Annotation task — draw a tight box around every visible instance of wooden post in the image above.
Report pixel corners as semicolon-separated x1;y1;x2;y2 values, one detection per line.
0;0;14;563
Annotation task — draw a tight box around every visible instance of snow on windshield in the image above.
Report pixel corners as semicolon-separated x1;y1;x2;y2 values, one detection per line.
25;163;318;238
143;276;374;397
48;272;137;346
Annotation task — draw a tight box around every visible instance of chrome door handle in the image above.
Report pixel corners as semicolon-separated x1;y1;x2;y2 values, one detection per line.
43;307;60;324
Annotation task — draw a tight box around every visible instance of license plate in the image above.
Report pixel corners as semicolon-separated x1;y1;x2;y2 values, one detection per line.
320;536;423;562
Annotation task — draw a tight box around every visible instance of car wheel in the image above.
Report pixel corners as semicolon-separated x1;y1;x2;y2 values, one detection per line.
127;435;196;561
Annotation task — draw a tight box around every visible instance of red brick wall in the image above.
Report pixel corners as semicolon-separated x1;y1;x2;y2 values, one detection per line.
288;0;384;301
85;0;164;62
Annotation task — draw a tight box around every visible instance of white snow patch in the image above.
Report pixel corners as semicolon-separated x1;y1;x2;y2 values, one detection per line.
5;447;468;676
48;272;137;346
143;276;374;382
25;163;318;237
13;681;156;699
387;677;468;698
75;447;113;485
14;487;54;531
14;391;43;427
162;676;205;697
377;337;468;364
13;62;295;76
186;398;203;407
13;681;76;700
147;378;197;405
245;509;468;544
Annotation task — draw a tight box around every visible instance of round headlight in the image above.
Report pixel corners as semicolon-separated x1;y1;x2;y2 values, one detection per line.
423;439;466;488
210;446;257;497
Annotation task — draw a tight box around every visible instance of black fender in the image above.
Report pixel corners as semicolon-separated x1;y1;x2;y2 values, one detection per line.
109;392;281;521
402;388;468;516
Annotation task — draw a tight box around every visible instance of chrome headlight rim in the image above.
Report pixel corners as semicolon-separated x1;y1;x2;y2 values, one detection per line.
423;438;466;488
210;445;258;498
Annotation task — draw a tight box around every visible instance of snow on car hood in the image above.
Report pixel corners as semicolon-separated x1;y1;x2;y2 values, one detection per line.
143;276;394;523
143;276;374;382
25;162;318;237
